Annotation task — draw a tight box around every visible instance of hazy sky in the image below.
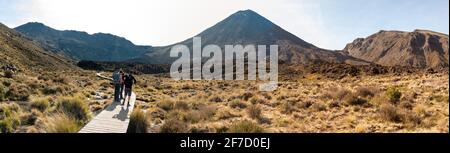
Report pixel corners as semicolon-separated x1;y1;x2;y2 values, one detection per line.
0;0;448;50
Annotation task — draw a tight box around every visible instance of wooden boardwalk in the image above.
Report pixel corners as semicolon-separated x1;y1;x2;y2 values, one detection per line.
79;92;136;133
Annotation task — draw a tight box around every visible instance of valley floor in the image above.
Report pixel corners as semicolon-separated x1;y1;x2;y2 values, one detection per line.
133;72;449;133
1;70;448;133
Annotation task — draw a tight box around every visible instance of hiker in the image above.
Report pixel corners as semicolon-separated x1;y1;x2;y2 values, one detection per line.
112;69;121;102
123;72;137;107
119;70;125;100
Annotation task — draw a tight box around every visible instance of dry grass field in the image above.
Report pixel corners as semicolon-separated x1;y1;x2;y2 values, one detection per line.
131;72;449;133
1;69;448;133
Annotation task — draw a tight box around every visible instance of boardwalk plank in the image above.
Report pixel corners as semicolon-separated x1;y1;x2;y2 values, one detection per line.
78;92;136;133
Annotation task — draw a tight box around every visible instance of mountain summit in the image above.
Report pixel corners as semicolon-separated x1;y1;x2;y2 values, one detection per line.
195;9;315;47
135;9;366;65
15;22;152;61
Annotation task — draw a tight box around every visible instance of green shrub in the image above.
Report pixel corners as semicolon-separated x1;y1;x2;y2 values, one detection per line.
386;87;402;103
56;97;91;123
44;113;81;133
228;120;264;133
30;97;50;112
127;109;149;133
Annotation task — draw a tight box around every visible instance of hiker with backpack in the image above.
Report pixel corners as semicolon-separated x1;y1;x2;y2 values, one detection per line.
119;70;125;100
112;69;122;102
123;72;137;107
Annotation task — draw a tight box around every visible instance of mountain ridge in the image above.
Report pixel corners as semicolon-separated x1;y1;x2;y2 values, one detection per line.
344;29;449;69
14;22;152;62
0;23;77;71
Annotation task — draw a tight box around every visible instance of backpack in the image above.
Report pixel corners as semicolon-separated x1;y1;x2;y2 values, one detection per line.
112;72;120;84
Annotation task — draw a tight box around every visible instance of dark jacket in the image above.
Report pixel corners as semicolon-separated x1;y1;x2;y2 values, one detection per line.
124;74;137;89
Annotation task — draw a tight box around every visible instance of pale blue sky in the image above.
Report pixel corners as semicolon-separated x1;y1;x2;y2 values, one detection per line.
0;0;448;50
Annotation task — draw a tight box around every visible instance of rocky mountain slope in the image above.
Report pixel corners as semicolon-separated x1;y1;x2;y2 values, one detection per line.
344;30;449;69
0;23;76;71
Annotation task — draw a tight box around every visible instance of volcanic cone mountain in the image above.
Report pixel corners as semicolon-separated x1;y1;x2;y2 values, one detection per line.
134;10;368;65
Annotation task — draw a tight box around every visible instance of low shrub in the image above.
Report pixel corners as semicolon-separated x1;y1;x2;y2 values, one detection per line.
4;70;14;78
343;94;367;106
159;119;189;133
355;87;375;97
386;87;402;104
228;120;264;133
229;99;247;109
379;104;402;123
247;105;262;120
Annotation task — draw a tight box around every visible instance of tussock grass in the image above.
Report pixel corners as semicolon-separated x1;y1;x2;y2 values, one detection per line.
30;97;50;112
56;96;91;123
229;99;247;109
43;113;81;133
247;105;262;120
159;119;189;133
127;108;149;133
228;120;264;133
157;98;175;111
0;103;22;133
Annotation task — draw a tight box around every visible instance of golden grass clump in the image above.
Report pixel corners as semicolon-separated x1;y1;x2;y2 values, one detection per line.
228;120;264;133
159;119;189;133
43;113;81;133
30;97;50;112
127;108;149;133
56;96;91;123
